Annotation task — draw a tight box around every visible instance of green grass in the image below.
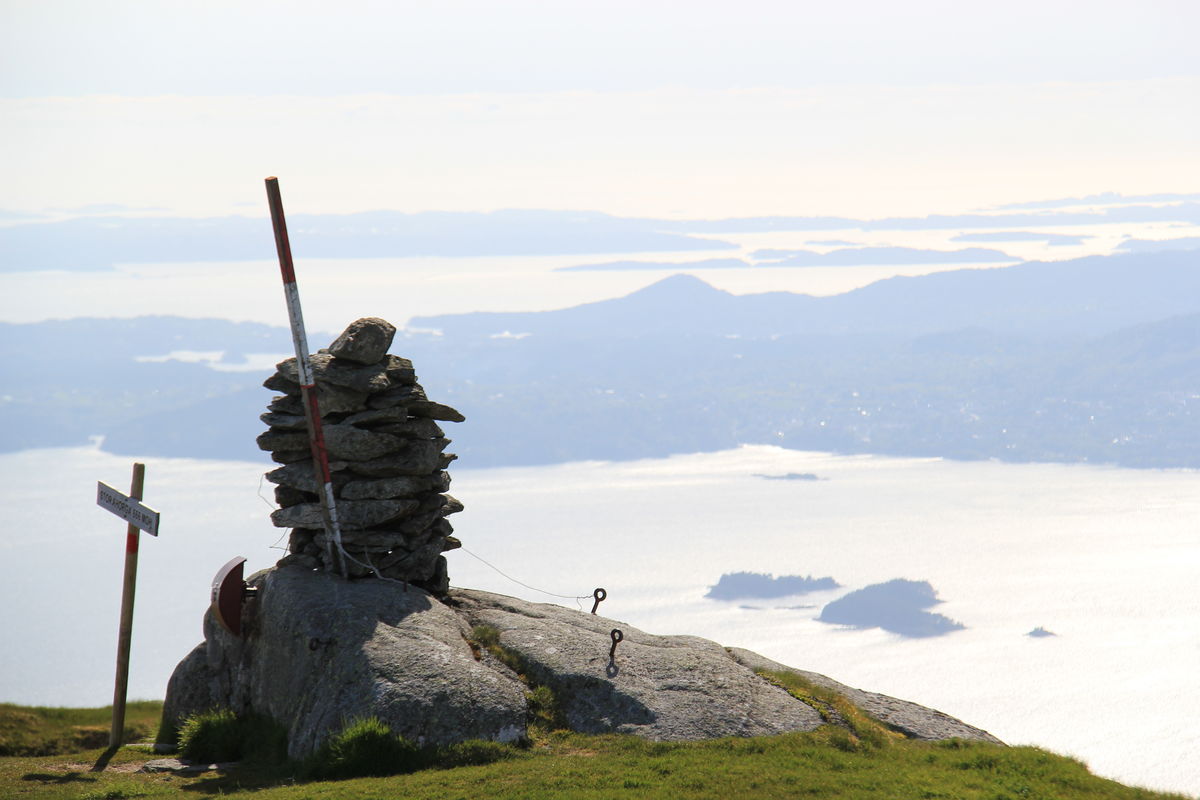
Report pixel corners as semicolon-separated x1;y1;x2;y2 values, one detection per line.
0;702;162;757
2;729;1191;800
3;715;1193;800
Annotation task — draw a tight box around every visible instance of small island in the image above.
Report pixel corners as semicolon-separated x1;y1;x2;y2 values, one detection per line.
818;579;965;638
753;472;822;481
706;571;840;600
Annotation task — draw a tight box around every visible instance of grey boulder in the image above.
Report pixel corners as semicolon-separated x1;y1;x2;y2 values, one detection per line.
269;498;420;529
340;473;449;500
343;440;450;477
449;589;823;740
265;383;368;415
264;461;352;494
724;647;1003;743
162;571;1001;761
408;401;466;422
258;424;411;462
271;354;399;395
366;384;428;409
163;567;527;759
328;317;397;365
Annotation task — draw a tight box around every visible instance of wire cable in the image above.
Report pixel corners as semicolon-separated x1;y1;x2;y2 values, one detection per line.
459;545;592;609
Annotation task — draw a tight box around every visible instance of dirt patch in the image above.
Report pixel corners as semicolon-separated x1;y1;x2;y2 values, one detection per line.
58;760;144;773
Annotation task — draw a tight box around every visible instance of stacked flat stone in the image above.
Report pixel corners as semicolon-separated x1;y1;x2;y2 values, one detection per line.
257;317;465;594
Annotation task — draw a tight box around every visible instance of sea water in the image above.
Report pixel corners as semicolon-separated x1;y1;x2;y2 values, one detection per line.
0;444;1196;795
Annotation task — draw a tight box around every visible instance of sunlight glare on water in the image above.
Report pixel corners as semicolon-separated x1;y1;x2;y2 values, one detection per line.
0;444;1196;795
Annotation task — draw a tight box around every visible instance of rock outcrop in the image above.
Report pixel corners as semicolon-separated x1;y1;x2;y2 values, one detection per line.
163;567;527;759
163;566;1000;759
257;317;464;593
448;589;823;740
724;648;1002;743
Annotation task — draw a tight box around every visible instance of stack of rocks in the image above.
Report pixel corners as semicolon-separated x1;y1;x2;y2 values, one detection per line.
256;317;464;594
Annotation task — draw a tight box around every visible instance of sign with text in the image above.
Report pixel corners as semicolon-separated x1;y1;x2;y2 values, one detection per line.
97;481;160;536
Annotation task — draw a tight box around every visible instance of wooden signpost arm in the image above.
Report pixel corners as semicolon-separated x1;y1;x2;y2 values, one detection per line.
109;462;145;749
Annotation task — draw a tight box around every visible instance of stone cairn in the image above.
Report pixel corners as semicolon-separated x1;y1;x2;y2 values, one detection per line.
257;317;464;595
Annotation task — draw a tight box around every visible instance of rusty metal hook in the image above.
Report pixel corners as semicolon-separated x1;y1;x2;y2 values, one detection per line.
591;587;607;614
609;628;624;659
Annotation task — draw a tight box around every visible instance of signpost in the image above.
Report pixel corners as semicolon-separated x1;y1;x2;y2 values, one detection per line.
96;463;160;749
97;480;160;536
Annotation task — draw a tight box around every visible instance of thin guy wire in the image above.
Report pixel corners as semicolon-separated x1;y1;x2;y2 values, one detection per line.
460;545;592;605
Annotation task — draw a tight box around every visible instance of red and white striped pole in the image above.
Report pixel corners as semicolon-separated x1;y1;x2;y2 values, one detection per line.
265;177;347;578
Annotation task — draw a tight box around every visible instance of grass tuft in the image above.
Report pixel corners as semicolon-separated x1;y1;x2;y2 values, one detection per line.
306;716;423;779
176;708;288;765
436;738;520;768
304;717;519;779
470;624;501;649
758;668;903;751
467;624;568;737
177;708;240;763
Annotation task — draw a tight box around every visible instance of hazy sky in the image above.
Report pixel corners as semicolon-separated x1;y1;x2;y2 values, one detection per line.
2;1;1197;217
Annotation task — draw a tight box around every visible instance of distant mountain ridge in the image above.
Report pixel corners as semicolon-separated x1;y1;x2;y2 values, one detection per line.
4;249;1200;468
413;250;1200;340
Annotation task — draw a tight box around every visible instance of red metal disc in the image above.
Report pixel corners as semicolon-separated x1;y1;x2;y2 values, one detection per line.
210;557;247;636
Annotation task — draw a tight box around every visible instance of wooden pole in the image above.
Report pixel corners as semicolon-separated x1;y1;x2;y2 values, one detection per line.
109;462;145;749
265;177;348;577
